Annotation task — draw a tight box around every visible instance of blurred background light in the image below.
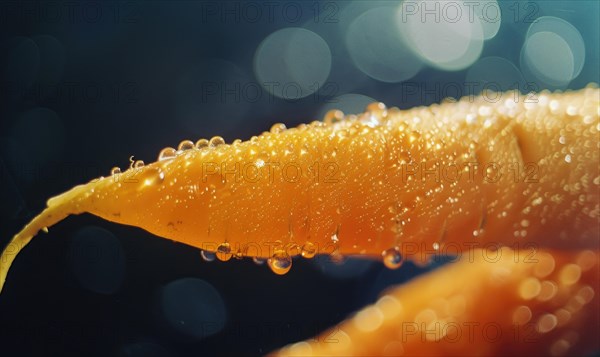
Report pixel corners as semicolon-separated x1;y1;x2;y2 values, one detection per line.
520;16;585;89
474;0;502;40
69;226;126;295
254;27;332;100
346;6;423;83
466;56;526;92
160;278;227;339
397;0;484;71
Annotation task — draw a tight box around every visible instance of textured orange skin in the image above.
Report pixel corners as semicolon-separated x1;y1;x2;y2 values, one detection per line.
0;88;598;355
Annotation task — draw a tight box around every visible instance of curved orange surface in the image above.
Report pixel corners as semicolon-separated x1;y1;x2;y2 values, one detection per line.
0;87;598;355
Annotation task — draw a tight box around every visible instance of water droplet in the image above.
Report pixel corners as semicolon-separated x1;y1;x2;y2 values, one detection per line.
559;136;566;145
195;139;209;149
268;250;292;275
399;151;411;164
140;167;165;186
252;257;266;265
209;136;226;147
110;167;121;175
133;160;145;169
270;123;287;134
200;250;215;262
323;109;344;125
366;102;387;113
565;154;572;163
301;242;317;258
397;122;408;132
409;131;421;143
158;147;177;161
178;140;195;151
331;233;339;244
382;248;403;269
216;242;232;261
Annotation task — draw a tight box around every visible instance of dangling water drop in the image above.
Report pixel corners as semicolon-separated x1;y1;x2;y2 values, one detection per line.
301;241;317;258
270;123;287;134
252;257;266;265
178;140;195;151
200;250;216;262
216;242;232;261
209;136;226;147
268;250;292;275
158;147;177;161
382;248;404;269
110;167;121;175
234;249;244;260
195;139;209;149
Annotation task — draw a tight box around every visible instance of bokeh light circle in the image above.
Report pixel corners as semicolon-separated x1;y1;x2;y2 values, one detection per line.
397;0;484;71
346;6;423;83
254;27;332;100
476;0;502;40
69;226;126;294
160;278;227;339
466;56;526;93
520;16;585;88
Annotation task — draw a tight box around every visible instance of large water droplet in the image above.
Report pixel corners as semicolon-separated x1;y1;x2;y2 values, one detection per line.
158;147;177;161
110;167;121;175
178;140;195;151
209;136;226;147
270;123;287;134
382;248;403;269
200;250;216;262
195;139;209;149
268;250;292;275
216;242;232;261
301;241;317;259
